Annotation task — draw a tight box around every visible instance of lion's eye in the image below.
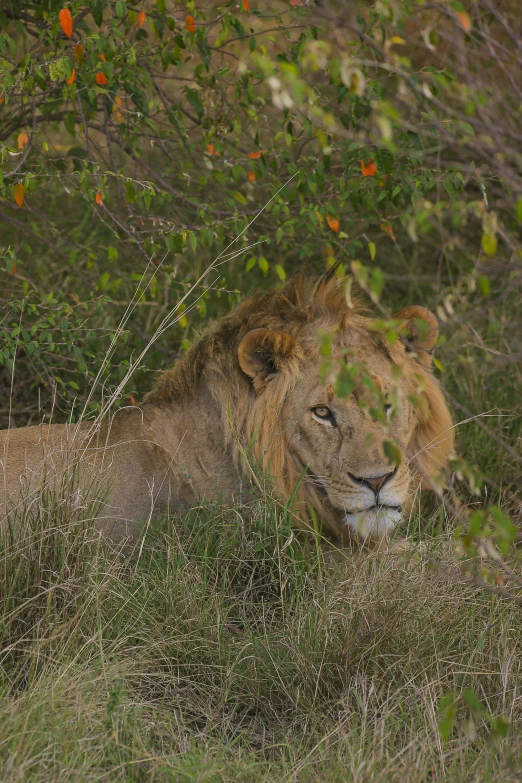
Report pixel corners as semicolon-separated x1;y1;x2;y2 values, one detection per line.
312;406;333;421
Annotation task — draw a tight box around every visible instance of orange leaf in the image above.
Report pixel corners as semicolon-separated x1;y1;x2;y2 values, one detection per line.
247;150;267;159
361;158;377;177
95;192;103;205
98;53;106;62
95;72;108;86
73;43;84;65
456;11;471;33
185;15;195;32
381;222;396;241
0;95;5;104
10;261;17;276
326;215;339;233
247;170;256;183
137;10;146;28
113;95;124;122
17;131;29;150
242;0;249;9
129;394;136;405
14;183;24;208
205;144;220;156
496;573;505;586
289;0;303;5
66;68;76;85
59;8;73;38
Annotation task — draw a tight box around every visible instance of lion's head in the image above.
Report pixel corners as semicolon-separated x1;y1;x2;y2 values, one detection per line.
149;273;454;543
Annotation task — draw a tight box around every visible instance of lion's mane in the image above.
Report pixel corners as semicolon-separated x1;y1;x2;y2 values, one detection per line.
144;275;453;528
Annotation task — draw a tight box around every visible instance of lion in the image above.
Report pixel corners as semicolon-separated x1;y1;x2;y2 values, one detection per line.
0;273;453;546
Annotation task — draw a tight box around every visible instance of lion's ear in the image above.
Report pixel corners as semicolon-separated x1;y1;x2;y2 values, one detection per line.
238;328;303;393
392;306;439;367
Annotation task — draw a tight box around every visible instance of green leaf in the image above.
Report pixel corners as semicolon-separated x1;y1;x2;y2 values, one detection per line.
92;0;104;27
477;275;490;296
233;191;247;205
382;439;402;468
125;181;136;203
490;506;516;542
258;257;269;276
481;232;497;257
275;264;286;281
438;691;456;741
463;688;483;714
335;366;354;398
458;120;475;136
368;241;376;261
185;88;204;118
490;718;509;739
369;268;384;300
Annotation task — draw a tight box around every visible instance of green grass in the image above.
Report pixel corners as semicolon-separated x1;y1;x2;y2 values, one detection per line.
2;271;521;782
1;486;521;782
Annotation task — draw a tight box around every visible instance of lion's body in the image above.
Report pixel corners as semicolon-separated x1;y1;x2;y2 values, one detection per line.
0;275;454;545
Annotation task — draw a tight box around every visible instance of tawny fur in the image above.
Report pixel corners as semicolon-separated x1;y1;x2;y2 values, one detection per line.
0;274;454;545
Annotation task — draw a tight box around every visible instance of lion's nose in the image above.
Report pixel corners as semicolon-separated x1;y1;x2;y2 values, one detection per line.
348;470;395;495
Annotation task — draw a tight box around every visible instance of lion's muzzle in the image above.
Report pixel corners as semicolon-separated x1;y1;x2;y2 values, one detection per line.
344;504;403;540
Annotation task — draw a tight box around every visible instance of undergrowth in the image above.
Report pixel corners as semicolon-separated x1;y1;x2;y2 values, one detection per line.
1;485;521;782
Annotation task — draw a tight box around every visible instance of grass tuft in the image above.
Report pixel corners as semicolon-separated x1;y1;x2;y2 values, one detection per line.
1;485;521;781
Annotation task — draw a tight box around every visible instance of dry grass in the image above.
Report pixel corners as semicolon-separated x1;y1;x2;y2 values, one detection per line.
1;484;521;782
1;266;521;781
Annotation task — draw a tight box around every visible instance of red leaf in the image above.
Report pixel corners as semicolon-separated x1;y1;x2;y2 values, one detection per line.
95;72;108;86
456;11;472;33
381;222;396;241
14;183;24;208
361;158;377;177
66;68;76;85
59;8;73;38
185;15;195;33
73;44;84;65
326;215;339;233
95;192;103;205
17;131;29;150
247;150;267;159
242;0;249;9
289;0;303;6
137;10;146;28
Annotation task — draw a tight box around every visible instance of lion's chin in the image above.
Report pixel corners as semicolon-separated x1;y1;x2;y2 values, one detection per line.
343;506;402;541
